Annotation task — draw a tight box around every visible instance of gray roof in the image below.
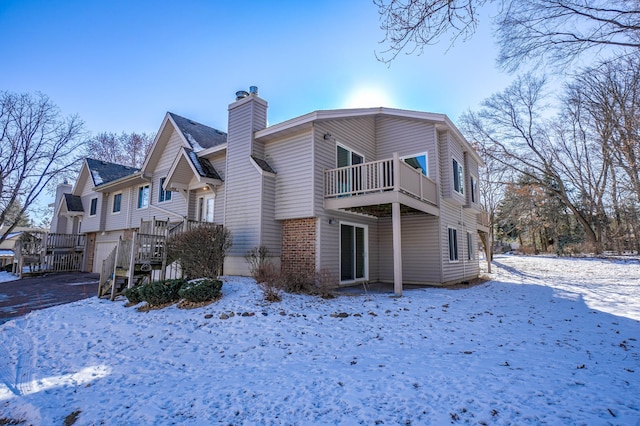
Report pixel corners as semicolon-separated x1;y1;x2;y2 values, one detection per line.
64;193;84;212
86;158;139;187
169;113;227;152
185;148;221;180
251;156;276;174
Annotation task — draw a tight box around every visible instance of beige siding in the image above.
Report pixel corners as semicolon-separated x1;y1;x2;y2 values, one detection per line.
376;117;438;181
260;175;281;255
439;131;466;206
104;189;130;231
265;131;313;220
378;214;441;284
224;97;266;256
79;177;101;233
439;201;479;283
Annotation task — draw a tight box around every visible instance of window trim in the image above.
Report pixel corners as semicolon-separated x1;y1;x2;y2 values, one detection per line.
89;197;98;217
137;184;150;209
159;177;172;203
112;193;122;214
448;227;459;262
453;158;464;195
400;152;429;177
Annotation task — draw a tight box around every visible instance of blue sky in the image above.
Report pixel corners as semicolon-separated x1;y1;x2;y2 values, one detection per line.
1;0;510;136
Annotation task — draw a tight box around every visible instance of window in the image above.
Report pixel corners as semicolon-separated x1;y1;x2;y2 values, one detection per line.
336;144;364;195
467;232;474;260
198;197;204;222
137;185;150;209
337;144;364;167
89;198;98;216
401;153;428;176
448;227;458;261
453;158;464;195
112;193;122;213
159;177;172;202
470;176;478;203
206;198;214;222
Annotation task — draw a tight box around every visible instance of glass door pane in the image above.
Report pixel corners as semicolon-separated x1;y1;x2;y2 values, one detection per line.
341;224;354;281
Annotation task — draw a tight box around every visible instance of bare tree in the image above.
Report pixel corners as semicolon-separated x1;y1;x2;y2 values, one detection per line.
375;0;640;70
84;131;154;168
460;74;603;251
0;92;84;245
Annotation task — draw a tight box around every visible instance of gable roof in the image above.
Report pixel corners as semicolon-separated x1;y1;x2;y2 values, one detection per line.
85;158;139;187
185;148;221;180
168;113;227;152
63;194;84;212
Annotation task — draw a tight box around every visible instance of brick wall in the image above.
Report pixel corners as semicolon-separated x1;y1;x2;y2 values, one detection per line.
281;218;316;277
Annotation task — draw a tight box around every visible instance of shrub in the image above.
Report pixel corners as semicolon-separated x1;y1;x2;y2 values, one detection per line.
166;225;232;279
178;278;223;303
245;246;271;281
138;278;187;306
124;285;144;305
313;268;338;298
279;270;314;294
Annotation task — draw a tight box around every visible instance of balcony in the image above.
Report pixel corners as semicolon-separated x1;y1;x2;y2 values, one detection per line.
324;154;439;217
477;211;490;234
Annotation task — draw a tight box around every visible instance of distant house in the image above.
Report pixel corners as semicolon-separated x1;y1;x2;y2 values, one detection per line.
51;87;488;294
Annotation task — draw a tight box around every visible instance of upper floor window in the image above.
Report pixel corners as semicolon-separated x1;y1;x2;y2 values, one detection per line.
89;198;98;216
159;177;172;202
337;144;364;167
138;185;150;209
401;153;428;176
453;158;464;195
112;193;122;213
470;176;478;203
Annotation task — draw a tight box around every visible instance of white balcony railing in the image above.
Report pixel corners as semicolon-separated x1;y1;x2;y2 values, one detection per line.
324;154;438;206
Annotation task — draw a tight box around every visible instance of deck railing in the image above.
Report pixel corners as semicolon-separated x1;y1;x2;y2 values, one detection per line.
477;211;490;228
324;155;438;206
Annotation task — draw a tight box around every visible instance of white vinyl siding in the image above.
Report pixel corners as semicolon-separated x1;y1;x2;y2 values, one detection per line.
265;132;313;220
378;215;441;285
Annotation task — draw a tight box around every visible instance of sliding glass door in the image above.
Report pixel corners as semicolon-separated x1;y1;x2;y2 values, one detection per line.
340;223;367;282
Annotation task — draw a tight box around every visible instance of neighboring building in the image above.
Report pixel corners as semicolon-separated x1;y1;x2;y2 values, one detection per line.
51;87;487;293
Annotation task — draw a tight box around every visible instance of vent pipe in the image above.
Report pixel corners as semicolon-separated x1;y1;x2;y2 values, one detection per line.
235;90;249;101
249;86;258;95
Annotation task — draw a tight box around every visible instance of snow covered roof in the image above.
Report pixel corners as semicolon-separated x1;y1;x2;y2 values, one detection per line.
185;148;221;179
168;113;227;152
85;158;140;187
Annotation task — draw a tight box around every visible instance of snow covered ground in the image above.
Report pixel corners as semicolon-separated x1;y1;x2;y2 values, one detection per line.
1;255;638;425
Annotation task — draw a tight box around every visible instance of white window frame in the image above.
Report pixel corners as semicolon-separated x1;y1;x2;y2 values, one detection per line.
112;193;122;214
339;221;369;284
159;177;172;203
453;158;464;195
448;227;459;262
400;152;429;177
137;184;150;209
89;197;98;217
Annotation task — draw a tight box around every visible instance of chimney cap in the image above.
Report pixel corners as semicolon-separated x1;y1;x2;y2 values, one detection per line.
235;90;249;101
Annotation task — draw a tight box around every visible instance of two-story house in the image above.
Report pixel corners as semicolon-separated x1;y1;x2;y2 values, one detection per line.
52;87;487;294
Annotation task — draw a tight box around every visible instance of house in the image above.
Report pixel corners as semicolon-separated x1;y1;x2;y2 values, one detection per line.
52;87;488;294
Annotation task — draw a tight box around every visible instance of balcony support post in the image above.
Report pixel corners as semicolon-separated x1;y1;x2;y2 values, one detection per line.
392;201;403;296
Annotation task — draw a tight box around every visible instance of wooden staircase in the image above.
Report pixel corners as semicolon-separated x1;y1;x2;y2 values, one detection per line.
98;218;169;300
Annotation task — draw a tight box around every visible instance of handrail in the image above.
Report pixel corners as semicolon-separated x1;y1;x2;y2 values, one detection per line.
324;155;438;206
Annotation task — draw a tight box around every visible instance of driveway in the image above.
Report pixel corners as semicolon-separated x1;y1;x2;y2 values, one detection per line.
0;272;99;324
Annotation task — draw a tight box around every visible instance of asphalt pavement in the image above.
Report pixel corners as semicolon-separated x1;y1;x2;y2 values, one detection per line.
0;272;99;324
